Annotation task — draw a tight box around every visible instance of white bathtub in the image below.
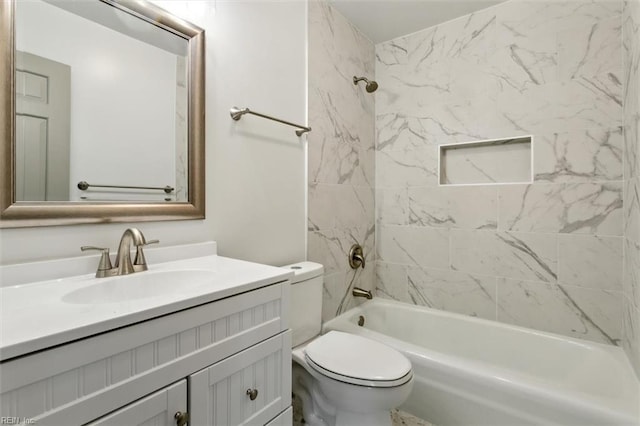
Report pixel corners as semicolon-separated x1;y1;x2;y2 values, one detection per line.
323;298;640;426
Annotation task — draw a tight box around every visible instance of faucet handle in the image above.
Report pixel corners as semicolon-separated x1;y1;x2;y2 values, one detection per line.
349;244;365;269
81;246;113;276
133;239;159;269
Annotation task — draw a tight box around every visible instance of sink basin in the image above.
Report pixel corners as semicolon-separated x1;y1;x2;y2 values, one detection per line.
62;270;213;304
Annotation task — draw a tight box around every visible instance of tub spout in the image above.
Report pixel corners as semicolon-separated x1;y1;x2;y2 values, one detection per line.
352;287;372;299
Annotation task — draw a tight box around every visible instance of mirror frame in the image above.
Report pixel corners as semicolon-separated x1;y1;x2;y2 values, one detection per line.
0;0;205;228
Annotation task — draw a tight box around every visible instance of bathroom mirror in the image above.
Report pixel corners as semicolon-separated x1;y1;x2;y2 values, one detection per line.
0;0;205;228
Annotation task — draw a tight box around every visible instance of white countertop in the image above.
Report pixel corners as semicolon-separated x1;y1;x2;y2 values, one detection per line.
0;251;292;361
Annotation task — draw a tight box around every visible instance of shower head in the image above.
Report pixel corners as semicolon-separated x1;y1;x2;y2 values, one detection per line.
353;76;378;93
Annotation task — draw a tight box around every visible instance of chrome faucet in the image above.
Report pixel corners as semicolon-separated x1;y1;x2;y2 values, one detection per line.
81;228;158;278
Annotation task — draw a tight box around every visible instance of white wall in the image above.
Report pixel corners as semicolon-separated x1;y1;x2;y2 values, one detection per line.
16;0;178;200
186;0;308;266
0;0;307;267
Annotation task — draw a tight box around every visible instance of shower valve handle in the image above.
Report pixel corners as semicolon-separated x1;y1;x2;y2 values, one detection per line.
349;244;365;269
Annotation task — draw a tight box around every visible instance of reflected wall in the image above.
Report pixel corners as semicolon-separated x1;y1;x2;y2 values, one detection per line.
15;0;186;201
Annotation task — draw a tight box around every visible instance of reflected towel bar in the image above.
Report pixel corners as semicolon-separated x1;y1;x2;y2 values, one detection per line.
77;181;175;194
230;106;311;136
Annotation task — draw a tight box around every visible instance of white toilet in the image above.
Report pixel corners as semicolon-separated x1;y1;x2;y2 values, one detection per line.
285;262;413;426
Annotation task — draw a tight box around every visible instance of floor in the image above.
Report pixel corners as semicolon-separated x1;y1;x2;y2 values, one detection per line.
292;394;433;426
390;409;433;426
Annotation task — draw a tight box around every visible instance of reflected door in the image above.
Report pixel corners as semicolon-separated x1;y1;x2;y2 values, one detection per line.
15;51;70;201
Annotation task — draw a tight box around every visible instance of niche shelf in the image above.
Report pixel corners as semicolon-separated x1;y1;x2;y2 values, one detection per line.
439;136;532;186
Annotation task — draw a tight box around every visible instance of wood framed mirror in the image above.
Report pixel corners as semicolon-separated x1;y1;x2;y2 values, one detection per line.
0;0;205;228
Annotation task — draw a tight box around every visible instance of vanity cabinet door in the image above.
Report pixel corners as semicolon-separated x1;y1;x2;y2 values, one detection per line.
86;380;186;426
189;331;291;426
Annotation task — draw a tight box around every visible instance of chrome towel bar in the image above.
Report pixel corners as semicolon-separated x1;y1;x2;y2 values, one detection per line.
230;106;311;136
77;181;175;194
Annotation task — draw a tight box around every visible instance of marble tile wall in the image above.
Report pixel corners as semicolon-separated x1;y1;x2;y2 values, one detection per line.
623;0;640;377
308;1;376;321
375;0;627;346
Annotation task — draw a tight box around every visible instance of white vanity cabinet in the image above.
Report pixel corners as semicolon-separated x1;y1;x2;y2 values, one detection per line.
0;280;292;426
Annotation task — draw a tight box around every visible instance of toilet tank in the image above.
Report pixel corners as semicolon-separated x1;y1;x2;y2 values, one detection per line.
282;262;324;347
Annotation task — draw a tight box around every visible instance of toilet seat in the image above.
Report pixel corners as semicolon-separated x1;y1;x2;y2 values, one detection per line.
304;331;413;388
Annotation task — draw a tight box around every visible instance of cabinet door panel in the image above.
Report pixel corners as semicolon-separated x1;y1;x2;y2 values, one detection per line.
190;332;291;426
87;380;186;426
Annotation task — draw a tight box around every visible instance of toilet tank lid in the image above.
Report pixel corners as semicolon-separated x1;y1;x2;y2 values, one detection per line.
280;261;323;284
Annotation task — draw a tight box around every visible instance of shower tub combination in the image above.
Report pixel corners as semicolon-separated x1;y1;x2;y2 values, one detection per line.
323;298;639;426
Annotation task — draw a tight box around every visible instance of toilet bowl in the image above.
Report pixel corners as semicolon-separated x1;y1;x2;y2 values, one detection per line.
284;262;414;426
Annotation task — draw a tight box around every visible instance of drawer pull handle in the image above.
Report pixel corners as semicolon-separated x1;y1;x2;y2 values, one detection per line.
246;388;259;400
174;411;189;426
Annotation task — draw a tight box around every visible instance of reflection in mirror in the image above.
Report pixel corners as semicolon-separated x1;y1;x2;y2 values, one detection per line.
0;0;205;228
15;0;188;202
15;50;71;201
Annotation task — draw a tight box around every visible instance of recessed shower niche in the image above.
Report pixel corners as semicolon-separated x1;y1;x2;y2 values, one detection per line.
439;136;532;185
